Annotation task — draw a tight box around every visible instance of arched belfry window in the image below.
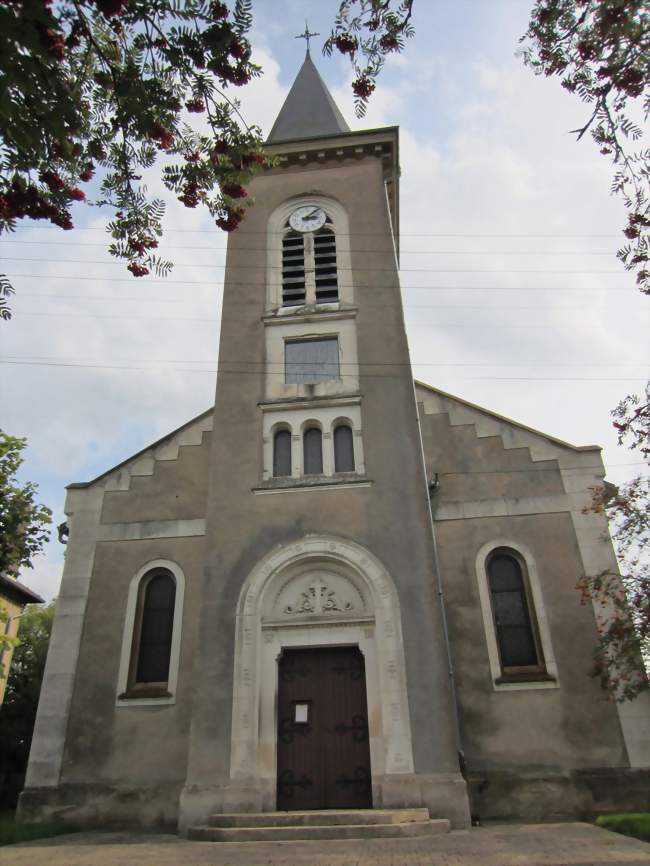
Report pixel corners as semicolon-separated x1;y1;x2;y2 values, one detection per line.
303;426;323;475
334;424;355;473
486;550;545;677
282;213;338;307
273;428;292;477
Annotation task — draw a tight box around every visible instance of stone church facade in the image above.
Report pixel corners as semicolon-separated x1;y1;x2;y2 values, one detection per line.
21;54;649;831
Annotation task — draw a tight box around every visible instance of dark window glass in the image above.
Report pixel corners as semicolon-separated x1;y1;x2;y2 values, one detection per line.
488;553;539;669
273;429;292;477
334;425;355;472
285;338;339;385
282;232;306;306
136;572;176;683
303;427;323;475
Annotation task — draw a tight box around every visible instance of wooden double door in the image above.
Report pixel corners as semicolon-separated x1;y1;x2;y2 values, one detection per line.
276;646;372;810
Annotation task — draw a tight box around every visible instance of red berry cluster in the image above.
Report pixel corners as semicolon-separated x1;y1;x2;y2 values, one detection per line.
210;1;228;20
1;179;72;229
38;25;66;61
68;187;86;201
186;98;206;113
39;169;65;191
379;34;399;52
229;39;248;60
241;151;265;167
179;180;200;208
216;206;244;232
152;125;175;150
128;236;158;254
334;33;358;55
221;182;246;199
96;0;127;17
79;163;95;182
127;262;150;277
352;77;375;99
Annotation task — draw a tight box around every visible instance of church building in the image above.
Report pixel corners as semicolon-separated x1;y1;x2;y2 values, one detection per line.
20;52;649;835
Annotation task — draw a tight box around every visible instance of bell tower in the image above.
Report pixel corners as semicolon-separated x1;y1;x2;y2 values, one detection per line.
180;52;471;830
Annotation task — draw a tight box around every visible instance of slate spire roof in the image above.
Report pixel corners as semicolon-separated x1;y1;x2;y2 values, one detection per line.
267;51;350;143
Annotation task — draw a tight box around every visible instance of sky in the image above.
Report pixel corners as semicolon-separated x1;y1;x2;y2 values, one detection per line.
1;0;648;601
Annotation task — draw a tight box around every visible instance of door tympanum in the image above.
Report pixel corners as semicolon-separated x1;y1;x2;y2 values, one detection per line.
276;646;372;810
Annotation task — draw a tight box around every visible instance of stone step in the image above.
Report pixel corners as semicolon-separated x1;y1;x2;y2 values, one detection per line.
188;817;450;842
207;808;431;828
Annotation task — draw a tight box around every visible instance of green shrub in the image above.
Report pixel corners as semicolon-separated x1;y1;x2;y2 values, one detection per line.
0;812;75;846
596;813;650;843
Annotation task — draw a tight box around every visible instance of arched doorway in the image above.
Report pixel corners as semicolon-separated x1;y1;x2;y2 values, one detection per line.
228;536;415;811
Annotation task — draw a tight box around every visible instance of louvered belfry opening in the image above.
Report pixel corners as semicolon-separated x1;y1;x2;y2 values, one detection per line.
314;224;338;303
282;230;306;306
281;215;338;307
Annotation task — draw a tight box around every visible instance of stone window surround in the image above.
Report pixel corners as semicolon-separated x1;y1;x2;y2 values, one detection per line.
261;400;365;481
474;538;559;692
263;313;359;402
115;558;186;707
266;195;353;311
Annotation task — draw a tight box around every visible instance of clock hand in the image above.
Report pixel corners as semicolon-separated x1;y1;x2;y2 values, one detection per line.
304;207;321;219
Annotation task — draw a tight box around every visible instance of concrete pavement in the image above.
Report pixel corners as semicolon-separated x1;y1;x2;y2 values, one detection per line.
1;822;650;865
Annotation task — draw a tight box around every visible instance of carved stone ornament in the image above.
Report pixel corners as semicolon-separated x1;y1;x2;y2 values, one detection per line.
285;578;353;616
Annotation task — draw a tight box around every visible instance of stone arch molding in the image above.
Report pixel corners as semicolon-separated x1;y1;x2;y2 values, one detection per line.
266;194;354;308
229;535;415;803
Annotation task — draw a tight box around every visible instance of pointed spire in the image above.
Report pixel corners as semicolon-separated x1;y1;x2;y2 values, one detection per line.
267;52;350;143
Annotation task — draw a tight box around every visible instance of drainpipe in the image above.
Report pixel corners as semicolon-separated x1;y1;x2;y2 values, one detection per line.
413;404;465;765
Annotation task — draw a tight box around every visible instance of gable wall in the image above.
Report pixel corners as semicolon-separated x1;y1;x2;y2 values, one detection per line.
415;384;643;817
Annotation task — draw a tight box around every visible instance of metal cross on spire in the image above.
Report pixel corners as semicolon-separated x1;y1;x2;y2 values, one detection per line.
295;21;320;54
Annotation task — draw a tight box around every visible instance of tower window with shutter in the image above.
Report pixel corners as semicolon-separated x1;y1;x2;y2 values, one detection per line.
281;214;338;306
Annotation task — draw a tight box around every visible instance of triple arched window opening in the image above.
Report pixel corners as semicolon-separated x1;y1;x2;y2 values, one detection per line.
273;423;355;478
282;213;338;307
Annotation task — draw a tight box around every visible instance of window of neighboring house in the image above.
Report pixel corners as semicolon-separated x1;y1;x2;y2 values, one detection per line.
273;428;292;477
487;550;546;679
303;427;323;475
285;337;339;385
281;216;338;306
129;569;176;693
333;424;355;473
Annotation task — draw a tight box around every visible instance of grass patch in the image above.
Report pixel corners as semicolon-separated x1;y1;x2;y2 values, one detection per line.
0;812;75;846
595;813;650;843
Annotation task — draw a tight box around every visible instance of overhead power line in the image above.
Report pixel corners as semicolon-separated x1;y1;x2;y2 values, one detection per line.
0;239;618;255
0;358;645;382
0;256;627;275
4;274;636;290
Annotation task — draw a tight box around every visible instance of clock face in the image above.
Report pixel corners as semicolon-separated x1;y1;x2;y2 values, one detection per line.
289;205;327;233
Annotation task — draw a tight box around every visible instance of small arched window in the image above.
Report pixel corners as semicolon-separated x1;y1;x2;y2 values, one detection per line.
487;550;544;675
131;569;176;689
303;427;323;475
273;428;292;477
334;424;355;473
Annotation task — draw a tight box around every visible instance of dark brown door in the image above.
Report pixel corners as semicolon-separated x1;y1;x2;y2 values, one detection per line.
276;646;372;810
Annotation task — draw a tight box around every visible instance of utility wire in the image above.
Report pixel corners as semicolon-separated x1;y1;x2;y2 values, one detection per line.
0;239;618;255
0;256;627;274
0;358;645;381
3;273;635;290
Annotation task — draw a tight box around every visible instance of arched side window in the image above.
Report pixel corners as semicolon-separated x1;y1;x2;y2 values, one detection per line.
333;424;355;473
475;541;558;691
117;560;185;705
133;570;176;685
487;551;542;673
303;426;323;475
273;428;292;477
281;214;338;306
